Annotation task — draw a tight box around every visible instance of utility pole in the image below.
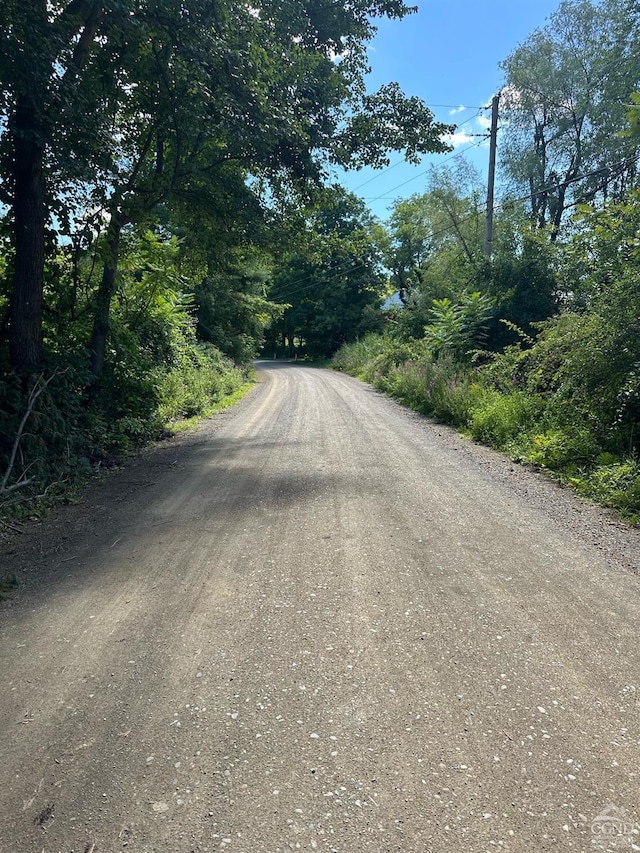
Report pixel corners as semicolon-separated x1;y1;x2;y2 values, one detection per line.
484;91;500;258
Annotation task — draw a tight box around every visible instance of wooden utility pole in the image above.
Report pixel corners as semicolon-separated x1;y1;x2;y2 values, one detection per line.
484;91;500;258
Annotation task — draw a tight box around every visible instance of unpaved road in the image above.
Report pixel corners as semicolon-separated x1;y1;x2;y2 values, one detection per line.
1;362;639;853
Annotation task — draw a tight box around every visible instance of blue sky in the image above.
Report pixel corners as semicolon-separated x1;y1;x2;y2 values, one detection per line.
337;0;562;221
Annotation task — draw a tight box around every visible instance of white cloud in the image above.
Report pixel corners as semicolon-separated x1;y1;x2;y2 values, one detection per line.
449;105;468;116
444;130;476;147
444;112;492;148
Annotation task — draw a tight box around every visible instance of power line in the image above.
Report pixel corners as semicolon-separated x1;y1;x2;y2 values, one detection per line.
364;139;487;205
500;152;640;211
348;159;404;192
422;104;486;110
300;25;640;302
270;150;640;305
348;107;487;193
271;142;496;303
267;139;492;304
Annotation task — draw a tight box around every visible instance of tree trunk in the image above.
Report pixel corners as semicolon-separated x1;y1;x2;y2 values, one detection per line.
7;1;105;374
89;213;122;379
9;92;47;373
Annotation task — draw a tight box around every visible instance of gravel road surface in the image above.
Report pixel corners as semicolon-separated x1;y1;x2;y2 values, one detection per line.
1;362;639;853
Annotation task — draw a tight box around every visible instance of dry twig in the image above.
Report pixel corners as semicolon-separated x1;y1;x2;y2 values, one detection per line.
1;370;65;500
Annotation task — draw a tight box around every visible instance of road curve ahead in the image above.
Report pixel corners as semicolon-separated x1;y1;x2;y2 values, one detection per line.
1;362;639;853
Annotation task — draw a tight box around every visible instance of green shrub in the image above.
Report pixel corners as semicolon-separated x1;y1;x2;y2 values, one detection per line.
0;338;249;516
0;360;97;512
524;427;597;471
381;360;431;409
331;322;640;523
331;333;388;376
469;390;543;450
430;372;485;427
424;291;493;361
157;343;247;423
367;351;476;429
576;460;640;519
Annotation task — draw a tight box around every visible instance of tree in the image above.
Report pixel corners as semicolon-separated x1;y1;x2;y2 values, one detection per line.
196;249;284;363
268;186;387;357
500;0;640;239
486;213;559;348
0;0;109;372
385;158;486;338
385;195;434;304
387;158;485;300
1;0;453;377
384;158;559;350
499;189;640;454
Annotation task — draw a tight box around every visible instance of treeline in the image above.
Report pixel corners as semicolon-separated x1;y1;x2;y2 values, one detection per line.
0;0;451;511
333;0;640;520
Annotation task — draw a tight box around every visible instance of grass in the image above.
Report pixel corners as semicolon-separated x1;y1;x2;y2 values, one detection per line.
167;379;255;433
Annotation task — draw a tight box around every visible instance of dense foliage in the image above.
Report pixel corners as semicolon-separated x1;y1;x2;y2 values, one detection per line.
266;186;388;357
334;181;640;519
0;0;451;512
499;0;640;237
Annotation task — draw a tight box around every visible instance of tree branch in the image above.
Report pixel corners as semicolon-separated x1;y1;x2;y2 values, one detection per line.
0;371;64;497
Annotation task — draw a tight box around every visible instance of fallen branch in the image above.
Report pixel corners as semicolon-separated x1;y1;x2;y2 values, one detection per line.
1;370;65;498
0;477;35;496
0;519;24;534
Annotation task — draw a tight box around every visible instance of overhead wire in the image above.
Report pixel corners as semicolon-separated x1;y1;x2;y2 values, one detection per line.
362;138;486;205
350;106;487;193
309;23;640;298
271;127;492;303
271;123;492;303
271;150;640;305
272;81;640;304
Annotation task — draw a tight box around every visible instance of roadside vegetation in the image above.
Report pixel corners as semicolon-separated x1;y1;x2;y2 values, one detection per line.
332;0;640;522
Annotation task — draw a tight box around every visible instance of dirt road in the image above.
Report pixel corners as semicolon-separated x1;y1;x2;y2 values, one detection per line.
1;362;639;853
